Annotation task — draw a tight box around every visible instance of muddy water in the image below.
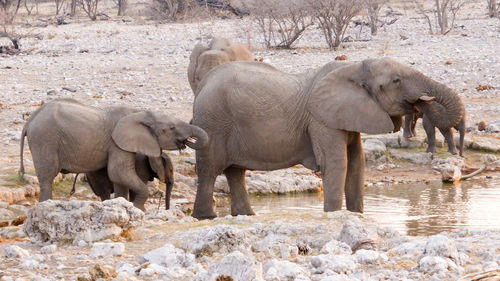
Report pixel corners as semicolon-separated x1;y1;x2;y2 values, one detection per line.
216;177;500;236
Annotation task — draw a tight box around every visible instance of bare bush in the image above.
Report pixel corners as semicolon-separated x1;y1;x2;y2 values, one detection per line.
23;0;38;15
487;0;499;18
309;0;363;49
78;0;100;20
364;0;387;35
55;0;62;14
1;0;21;26
150;0;200;21
248;0;313;49
415;0;466;35
117;0;127;15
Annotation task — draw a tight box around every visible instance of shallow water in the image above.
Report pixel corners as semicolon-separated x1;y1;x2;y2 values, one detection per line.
216;177;500;236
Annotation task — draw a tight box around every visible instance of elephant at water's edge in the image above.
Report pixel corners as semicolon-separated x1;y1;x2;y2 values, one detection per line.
191;58;465;219
403;111;465;156
20;98;208;210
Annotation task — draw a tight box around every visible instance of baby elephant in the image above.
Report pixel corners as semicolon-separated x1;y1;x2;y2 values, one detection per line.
20;98;208;210
404;111;465;156
84;152;175;209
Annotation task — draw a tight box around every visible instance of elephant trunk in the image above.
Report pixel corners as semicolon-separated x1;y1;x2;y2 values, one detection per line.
185;125;209;150
412;74;465;130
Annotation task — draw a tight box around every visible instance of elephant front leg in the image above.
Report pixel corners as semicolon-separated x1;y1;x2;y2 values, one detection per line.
310;123;348;212
224;166;255;216
423;115;437;153
345;133;364;213
192;150;219;219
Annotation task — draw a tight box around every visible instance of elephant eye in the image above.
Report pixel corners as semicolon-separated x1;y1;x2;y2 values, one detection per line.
170;126;175;130
393;78;401;83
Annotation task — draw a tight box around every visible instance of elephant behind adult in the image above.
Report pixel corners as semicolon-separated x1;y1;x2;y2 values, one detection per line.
85;152;175;209
191;58;465;219
19;98;208;210
187;37;254;95
403;111;465;156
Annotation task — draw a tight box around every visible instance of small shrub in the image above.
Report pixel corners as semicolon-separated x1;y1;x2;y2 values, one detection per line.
249;0;314;49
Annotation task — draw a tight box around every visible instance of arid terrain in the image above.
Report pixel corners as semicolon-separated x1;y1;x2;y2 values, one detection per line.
1;0;500;280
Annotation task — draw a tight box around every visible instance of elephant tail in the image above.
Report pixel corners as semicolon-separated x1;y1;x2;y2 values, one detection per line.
458;117;466;157
70;174;79;196
19;125;27;177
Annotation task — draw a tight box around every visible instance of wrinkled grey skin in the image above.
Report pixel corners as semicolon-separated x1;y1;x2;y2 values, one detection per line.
19;98;208;210
403;112;465;156
191;58;465;219
85;152;175;209
188;37;254;96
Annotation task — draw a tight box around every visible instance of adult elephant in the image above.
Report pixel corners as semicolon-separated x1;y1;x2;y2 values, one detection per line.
20;98;208;210
187;37;254;95
403;112;465;156
191;58;465;219
84;152;175;209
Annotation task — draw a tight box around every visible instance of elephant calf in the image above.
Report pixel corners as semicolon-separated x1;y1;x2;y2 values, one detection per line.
188;37;254;96
404;112;465;156
84;153;175;209
20;98;208;210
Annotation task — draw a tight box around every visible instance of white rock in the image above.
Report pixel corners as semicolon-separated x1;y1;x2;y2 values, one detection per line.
353;249;388;264
263;259;310;281
21;258;39;270
320;240;352;255
90;242;125;257
194;251;263;281
3;245;30;259
180;225;250;256
116;262;137;275
338;220;375;251
23;198;144;242
310;254;357;275
40;245;57;254
362;139;387;160
252;234;297;259
421;234;462;265
418;256;458;274
142;243;195;268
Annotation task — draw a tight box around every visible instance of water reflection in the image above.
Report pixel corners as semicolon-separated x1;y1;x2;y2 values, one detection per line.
216;178;500;236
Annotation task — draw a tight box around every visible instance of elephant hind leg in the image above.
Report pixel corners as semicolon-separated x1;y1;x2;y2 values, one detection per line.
439;127;457;155
31;146;60;201
192;161;219;220
345;133;364;213
224;166;255;216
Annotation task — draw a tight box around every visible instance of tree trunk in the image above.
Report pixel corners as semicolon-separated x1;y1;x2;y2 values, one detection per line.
70;0;76;16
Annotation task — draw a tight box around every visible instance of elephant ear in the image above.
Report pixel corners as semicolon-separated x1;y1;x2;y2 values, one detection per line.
188;43;209;93
112;111;161;157
307;64;394;134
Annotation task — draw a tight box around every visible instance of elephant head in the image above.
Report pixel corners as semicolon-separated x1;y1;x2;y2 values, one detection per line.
308;58;464;135
188;37;254;95
111;111;209;157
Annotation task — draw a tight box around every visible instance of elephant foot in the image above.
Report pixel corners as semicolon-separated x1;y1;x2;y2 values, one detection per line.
192;209;217;220
133;203;146;212
403;132;412;139
426;147;437;153
231;207;256;217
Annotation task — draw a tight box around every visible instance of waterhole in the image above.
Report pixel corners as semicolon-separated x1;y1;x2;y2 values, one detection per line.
216;177;500;236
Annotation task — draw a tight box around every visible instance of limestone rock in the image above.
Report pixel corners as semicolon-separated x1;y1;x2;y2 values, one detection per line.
23;198;144;242
263;259;310;281
194;251;263;281
310;254;357;275
179;225;250;256
90;242;125;257
142;243;195;268
3;245;30;259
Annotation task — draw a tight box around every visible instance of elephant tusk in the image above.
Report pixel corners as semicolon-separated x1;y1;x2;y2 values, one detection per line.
186;137;197;144
418;95;436;102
